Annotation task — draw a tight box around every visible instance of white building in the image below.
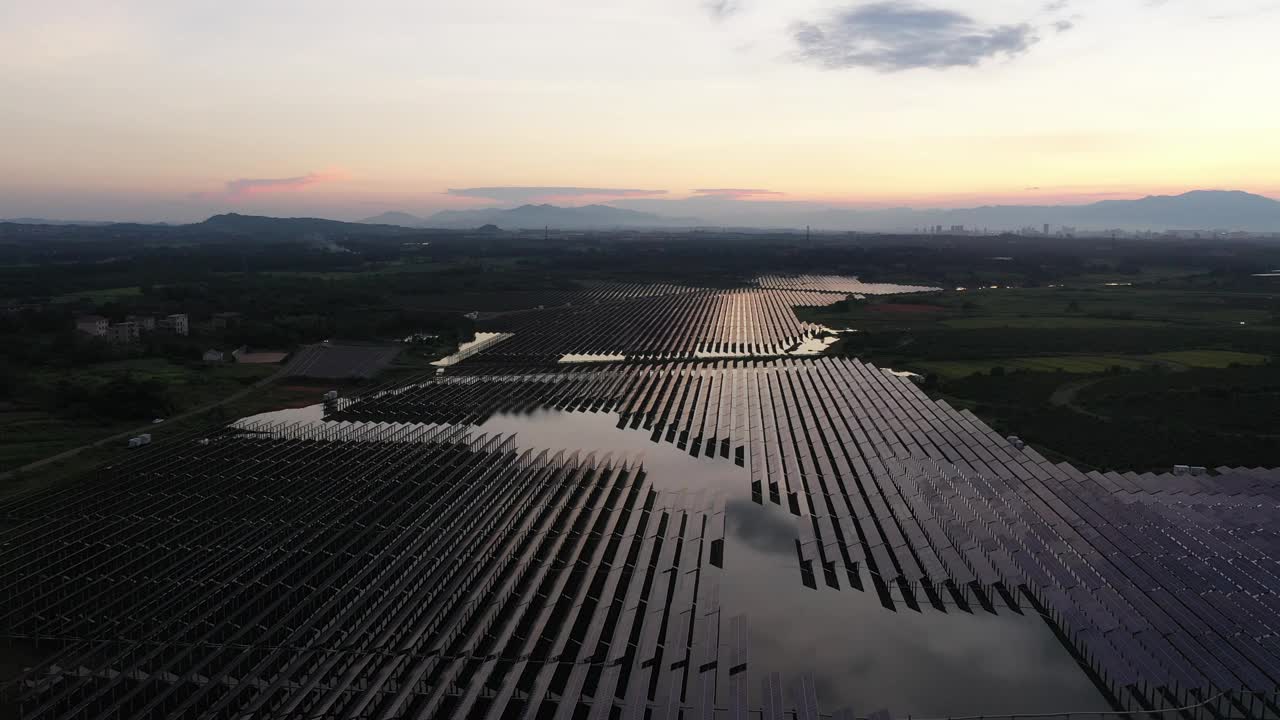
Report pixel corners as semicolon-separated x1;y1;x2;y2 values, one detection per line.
127;315;157;331
159;313;189;336
75;315;109;336
106;321;141;344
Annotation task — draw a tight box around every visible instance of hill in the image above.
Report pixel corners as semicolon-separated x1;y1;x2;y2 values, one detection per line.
615;190;1280;233
197;213;420;239
804;191;1280;232
359;211;429;227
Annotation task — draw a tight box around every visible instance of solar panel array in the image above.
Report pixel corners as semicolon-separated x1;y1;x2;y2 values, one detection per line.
755;275;940;296
330;357;1280;715
282;344;402;379
3;279;1278;720
473;288;843;361
1;421;738;720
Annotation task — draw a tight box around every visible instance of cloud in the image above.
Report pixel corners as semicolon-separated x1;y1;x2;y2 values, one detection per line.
190;171;343;201
1206;2;1280;21
446;187;668;203
224;172;339;197
692;188;785;198
724;499;797;557
703;0;743;20
792;2;1040;72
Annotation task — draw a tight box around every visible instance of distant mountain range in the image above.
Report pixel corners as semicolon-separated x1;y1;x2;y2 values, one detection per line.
797;190;1280;233
8;190;1280;234
360;190;1280;233
363;204;696;230
359;211;430;227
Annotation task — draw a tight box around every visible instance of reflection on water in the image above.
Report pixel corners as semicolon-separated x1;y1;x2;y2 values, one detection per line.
229;403;1107;713
722;497;1106;715
232;404;1109;712
478;408;1109;715
479;408;744;494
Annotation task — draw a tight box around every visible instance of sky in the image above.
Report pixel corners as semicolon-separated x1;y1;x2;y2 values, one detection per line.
1;0;1278;222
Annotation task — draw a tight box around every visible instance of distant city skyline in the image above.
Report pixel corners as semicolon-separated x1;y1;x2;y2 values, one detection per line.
2;0;1278;222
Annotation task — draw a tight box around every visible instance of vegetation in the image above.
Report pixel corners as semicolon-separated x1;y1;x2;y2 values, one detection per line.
799;262;1279;470
0;360;275;473
0;377;344;498
935;365;1279;472
912;350;1267;379
4;217;1280;474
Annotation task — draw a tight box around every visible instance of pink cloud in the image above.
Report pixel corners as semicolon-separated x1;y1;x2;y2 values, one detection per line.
191;171;346;201
446;187;668;204
692;188;786;199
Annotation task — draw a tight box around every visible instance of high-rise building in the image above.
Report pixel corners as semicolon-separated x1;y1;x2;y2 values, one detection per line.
1043;223;1051;236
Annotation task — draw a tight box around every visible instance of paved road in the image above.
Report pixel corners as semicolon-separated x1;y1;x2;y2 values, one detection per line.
0;367;287;483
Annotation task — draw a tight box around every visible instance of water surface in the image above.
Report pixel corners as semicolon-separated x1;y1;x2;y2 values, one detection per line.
479;409;1111;715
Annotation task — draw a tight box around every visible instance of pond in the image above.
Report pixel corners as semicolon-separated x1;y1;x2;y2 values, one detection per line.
478;408;1111;715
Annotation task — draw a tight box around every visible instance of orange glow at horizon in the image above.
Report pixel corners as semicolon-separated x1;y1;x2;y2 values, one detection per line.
3;1;1278;222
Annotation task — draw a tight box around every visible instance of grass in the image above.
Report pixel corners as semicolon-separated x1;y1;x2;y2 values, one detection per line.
932;365;1280;471
0;410;135;470
940;316;1170;330
251;259;474;280
29;358;273;391
1058;265;1207;286
1144;350;1269;368
912;355;1152;379
0;378;342;500
50;285;144;303
1;361;278;475
910;350;1271;379
801;284;1278;334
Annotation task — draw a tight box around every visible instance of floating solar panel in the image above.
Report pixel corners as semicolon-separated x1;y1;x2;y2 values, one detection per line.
3;303;1279;720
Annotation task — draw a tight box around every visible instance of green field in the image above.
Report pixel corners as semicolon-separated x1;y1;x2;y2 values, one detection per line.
1;360;277;475
249;258;521;281
0;378;356;499
26;358;274;398
935;365;1280;471
940;316;1170;330
1058;265;1208;286
0;410;134;471
1143;350;1269;368
913;355;1150;379
51;285;144;303
801;285;1278;334
859;280;1280;470
912;350;1270;379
